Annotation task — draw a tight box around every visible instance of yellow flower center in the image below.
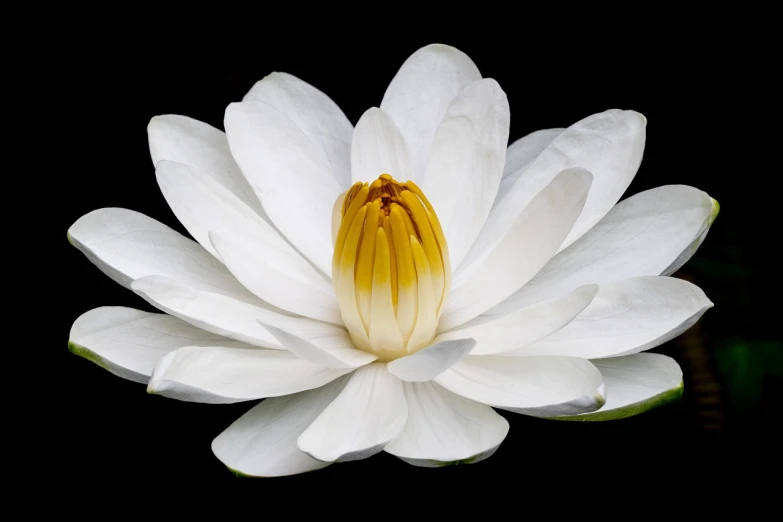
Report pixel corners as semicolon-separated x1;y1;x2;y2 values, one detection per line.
332;174;451;361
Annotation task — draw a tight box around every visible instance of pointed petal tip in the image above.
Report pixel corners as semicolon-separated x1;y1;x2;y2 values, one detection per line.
709;197;721;224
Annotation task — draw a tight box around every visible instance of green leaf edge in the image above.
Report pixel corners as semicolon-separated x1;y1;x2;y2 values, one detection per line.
68;341;111;372
548;381;684;422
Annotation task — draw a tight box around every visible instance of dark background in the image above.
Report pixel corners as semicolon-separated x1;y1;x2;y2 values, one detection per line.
56;32;780;486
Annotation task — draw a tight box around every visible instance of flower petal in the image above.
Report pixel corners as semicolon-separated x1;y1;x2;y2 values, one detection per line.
551;353;684;421
508;276;712;359
297;363;407;462
489;185;719;313
147;115;264;216
244;72;353;188
224;100;343;275
350;107;413;184
436;285;598;355
259;324;377;369
457;109;645;279
210;228;339;323
380;44;481;181
147;346;352;404
495;128;564;205
387;338;476;382
68;306;254;383
439;168;592;331
67;208;250;297
435;355;605;417
384;382;509;467
421;79;510;268
212;376;351;478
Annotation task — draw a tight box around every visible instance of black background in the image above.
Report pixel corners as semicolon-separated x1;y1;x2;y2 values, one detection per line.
55;30;779;487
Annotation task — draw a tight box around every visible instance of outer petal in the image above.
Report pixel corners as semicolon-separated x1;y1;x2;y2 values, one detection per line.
495;128;564;205
387;338;476;382
508;277;713;359
489;185;719;313
147;346;353;404
439;168;592;331
384;382;509;467
147;115;264;216
297;363;407;462
380;44;481;181
68;307;253;383
244;72;353;188
421;79;510;268
435;355;605;417
457;109;645;279
67;208;251;298
436;285;598;355
212;376;351;478
210;228;339;324
350;108;413;184
551;353;684;421
224;100;343;275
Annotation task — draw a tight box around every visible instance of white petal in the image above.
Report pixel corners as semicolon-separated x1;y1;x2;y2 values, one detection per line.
69;306;254;383
212;376;350;477
490;186;718;312
510;276;713;359
224;101;343;275
148;346;352;404
439;168;592;331
244;72;353;188
155;160;297;264
436;285;598;355
421;79;510;268
297;363;407;462
435;355;605;417
551;353;684;421
457;109;645;280
495;128;564;205
384;382;509;467
210;228;339;323
380;44;481;181
147;115;264;216
387;338;476;382
350;108;413;183
67;208;250;297
260;324;377;369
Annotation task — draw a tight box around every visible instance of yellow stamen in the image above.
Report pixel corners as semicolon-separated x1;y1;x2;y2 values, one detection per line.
331;174;450;360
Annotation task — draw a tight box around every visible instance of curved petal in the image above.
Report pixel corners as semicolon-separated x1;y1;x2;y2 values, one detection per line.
244;72;353;188
68;306;253;383
260;324;377;369
439;168;592;331
147;346;353;404
457;109;645;279
210;228;339;323
224;100;343;275
551;353;684;421
67;208;251;298
489;185;719;313
387;338;476;382
496;128;564;205
147;115;264;216
436;285;598;355
212;376;351;478
380;43;481;181
384;382;509;467
435;355;605;417
297;363;407;462
421;79;510;268
508;277;713;359
350;107;413;184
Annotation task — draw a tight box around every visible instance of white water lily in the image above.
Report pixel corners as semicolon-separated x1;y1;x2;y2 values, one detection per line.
67;43;719;476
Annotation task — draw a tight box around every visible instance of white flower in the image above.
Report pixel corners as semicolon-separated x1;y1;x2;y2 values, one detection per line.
67;44;719;476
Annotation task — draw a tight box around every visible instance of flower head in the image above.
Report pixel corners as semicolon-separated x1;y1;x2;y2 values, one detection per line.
68;43;718;476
